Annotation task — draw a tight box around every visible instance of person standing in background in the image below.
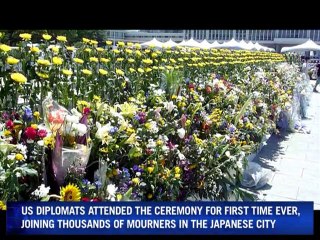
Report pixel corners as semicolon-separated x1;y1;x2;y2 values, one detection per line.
313;61;320;92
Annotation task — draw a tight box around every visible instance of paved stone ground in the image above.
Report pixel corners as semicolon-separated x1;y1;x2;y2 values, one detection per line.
248;81;320;210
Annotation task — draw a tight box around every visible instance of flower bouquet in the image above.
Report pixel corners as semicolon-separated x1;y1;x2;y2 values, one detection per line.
42;93;91;188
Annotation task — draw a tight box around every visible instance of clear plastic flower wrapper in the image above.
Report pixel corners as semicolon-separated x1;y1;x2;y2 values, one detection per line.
42;92;70;133
42;93;91;186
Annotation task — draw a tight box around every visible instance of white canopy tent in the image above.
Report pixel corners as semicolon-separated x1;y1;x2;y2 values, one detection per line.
239;40;251;50
253;42;266;51
246;41;255;50
199;39;212;49
162;39;178;48
180;38;201;48
141;38;164;48
177;40;187;46
210;40;221;49
281;39;320;53
218;38;245;50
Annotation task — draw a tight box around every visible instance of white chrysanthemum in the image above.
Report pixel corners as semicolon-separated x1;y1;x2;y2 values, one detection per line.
16;144;27;155
66;115;80;124
178;152;186;160
32;184;50;199
154;89;165;96
106;184;118;201
70;108;82;118
163;101;176;113
177;128;185;139
95;122;112;140
77;123;87;136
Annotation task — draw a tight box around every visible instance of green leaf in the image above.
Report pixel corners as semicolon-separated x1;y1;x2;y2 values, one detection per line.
128;147;142;159
234;94;252;126
40;196;50;201
23;167;38;176
122;187;133;201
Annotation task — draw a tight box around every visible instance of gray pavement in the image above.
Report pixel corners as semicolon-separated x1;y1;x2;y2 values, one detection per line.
250;82;320;210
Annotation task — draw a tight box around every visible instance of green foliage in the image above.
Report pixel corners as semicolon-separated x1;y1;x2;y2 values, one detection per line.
161;70;183;98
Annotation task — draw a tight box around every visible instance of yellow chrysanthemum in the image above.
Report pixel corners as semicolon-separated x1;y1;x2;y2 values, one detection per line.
11;73;27;84
99;69;108;75
33;111;41;120
77;100;90;108
62;69;73;76
66;46;75;51
0;44;11;52
106;40;112;45
135;43;141;49
138;68;144;73
52;56;63;65
4;130;11;137
116;69;124;76
15;153;24;161
90;40;98;46
42;34;52;40
6;56;19;65
30;46;40;53
117;41;125;47
129;68;136;73
43;136;54;147
125;49;133;54
147;166;154;174
81;69;92;75
82;38;90;43
100;58;110;63
37;59;51;66
0;201;6;211
74;58;84;64
50;46;59;53
89;57;99;63
132;178;140;185
96;47;104;52
93;95;101;102
116;194;122;201
19;33;32;40
60;183;81;201
174;167;181;174
84;48;91;53
57;36;67;42
127;42;133;46
36;72;49;79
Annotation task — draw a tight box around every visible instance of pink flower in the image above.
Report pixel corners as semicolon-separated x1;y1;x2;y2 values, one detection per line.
25;127;37;140
37;129;47;139
6;120;14;129
83;107;90;115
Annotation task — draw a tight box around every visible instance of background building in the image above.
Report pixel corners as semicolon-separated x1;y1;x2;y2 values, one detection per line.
104;30;320;54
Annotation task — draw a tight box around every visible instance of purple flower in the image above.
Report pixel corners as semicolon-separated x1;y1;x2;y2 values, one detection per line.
109;126;118;134
2;112;9;120
95;181;102;189
82;179;90;185
228;124;236;133
22;107;33;122
133;165;143;172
